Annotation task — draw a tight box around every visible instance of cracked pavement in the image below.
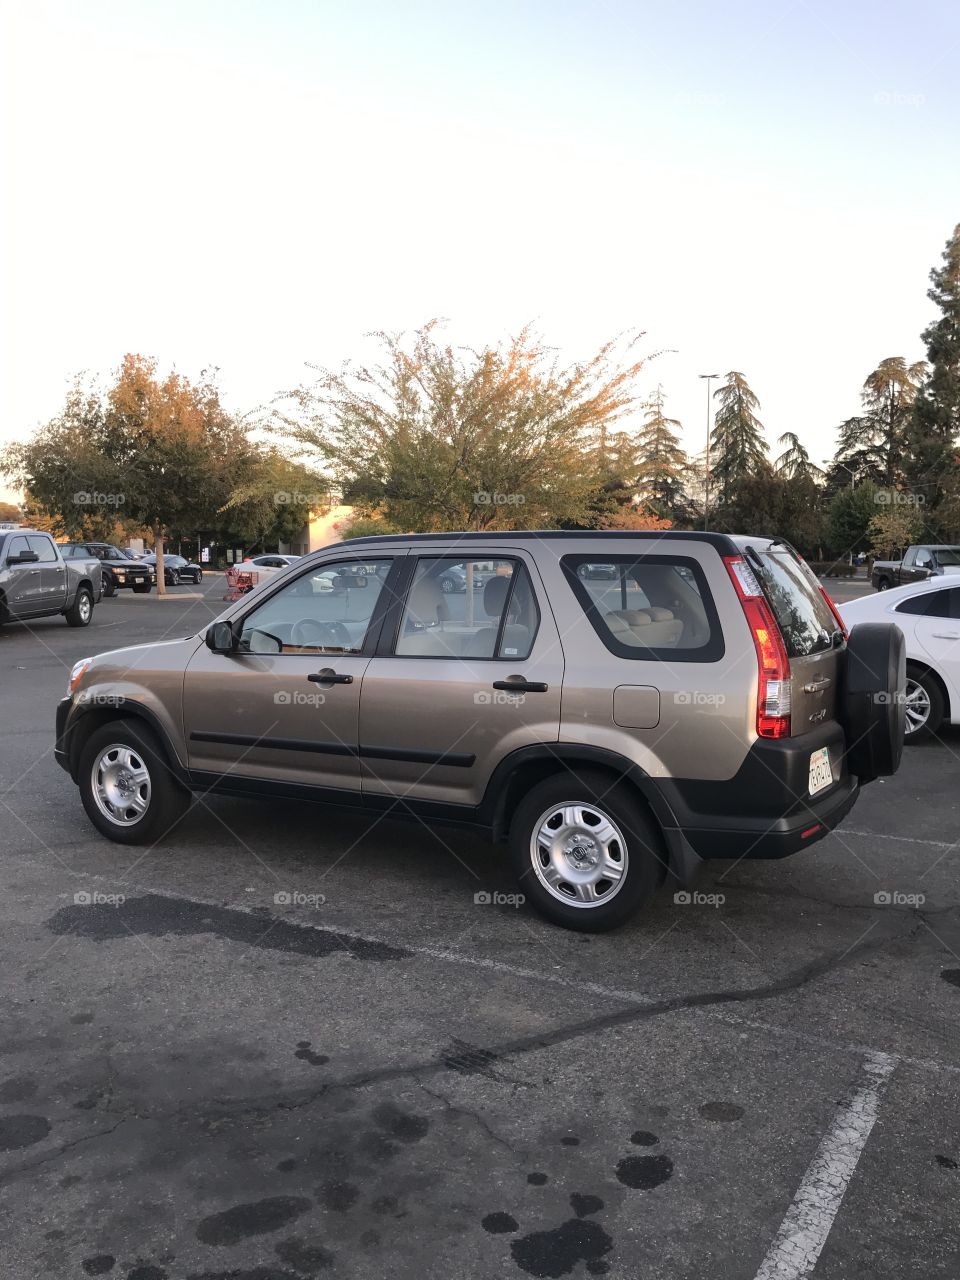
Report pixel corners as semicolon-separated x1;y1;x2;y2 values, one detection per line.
1;583;959;1278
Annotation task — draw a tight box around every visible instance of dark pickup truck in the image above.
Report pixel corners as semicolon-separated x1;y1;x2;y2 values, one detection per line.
0;530;101;627
61;542;153;596
872;544;960;591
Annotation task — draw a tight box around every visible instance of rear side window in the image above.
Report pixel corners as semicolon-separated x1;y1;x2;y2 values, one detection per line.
749;549;838;657
395;558;540;659
561;555;723;662
897;589;960;618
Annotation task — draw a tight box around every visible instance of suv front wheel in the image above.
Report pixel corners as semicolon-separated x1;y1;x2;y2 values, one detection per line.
509;770;667;931
78;720;190;844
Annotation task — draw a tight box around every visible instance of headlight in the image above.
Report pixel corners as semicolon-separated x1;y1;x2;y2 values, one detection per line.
68;658;93;694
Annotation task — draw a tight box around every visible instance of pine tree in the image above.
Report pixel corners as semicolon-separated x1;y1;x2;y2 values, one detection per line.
635;385;688;518
829;358;925;494
907;224;960;517
774;431;823;482
710;371;767;502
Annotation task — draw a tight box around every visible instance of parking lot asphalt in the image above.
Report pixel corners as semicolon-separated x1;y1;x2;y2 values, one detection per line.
1;579;959;1280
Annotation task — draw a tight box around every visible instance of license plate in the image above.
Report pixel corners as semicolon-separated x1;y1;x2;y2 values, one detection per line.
808;747;833;796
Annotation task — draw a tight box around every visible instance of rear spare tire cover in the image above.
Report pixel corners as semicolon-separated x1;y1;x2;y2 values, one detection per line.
842;623;906;779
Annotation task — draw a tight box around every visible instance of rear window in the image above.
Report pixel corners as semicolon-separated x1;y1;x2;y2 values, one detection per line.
748;549;839;657
561;555;723;662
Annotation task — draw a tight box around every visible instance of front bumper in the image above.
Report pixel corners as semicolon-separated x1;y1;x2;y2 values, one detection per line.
54;696;72;774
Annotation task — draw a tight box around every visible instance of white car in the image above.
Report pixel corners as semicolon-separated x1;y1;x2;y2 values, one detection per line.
839;577;960;741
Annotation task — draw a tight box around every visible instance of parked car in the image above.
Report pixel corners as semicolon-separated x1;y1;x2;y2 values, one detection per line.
839;576;960;741
56;532;904;931
577;563;618;580
243;554;302;570
437;563;486;593
0;530;100;628
61;542;152;596
140;553;203;586
871;544;960;591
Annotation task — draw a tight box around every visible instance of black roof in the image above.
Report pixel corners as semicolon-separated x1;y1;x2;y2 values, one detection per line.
337;529;745;554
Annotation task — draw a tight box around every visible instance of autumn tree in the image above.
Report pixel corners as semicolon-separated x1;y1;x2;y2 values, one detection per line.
0;501;21;522
273;323;651;532
710;372;767;503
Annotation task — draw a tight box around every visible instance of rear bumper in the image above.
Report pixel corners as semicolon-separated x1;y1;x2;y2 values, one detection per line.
653;726;860;861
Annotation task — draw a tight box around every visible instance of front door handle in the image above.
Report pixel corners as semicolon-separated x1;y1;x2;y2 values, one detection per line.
492;675;548;693
308;668;354;685
931;631;960;640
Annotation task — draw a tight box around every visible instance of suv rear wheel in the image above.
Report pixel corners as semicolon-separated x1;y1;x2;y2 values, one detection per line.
78;720;190;844
509;770;666;931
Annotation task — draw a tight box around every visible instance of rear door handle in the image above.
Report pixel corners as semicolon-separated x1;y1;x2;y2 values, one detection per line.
308;668;354;685
492;676;548;693
931;631;960;640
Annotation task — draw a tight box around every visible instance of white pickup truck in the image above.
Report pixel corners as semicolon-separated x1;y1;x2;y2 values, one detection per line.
0;530;102;628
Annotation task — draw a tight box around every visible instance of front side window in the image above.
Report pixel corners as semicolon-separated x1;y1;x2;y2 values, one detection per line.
395;558;539;659
238;558;393;654
27;535;56;562
562;555;722;661
8;536;30;559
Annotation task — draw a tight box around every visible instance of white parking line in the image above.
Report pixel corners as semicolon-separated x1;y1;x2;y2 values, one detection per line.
752;1052;896;1280
843;828;958;850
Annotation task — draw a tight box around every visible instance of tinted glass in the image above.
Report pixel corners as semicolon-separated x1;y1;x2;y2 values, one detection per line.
562;555;720;659
27;535;56;562
396;558;539;659
897;589;960;619
8;536;30;558
751;550;838;657
238;559;393;654
935;549;960;567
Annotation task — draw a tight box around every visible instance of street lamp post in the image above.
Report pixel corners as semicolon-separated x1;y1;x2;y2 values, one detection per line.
699;373;721;531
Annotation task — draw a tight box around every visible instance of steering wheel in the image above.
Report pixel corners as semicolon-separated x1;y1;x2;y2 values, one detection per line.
290;618;352;649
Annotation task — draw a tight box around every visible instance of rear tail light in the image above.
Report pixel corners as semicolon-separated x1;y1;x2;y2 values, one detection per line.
723;555;792;739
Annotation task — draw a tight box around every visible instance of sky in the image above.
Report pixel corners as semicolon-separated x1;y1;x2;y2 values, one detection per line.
1;0;958;502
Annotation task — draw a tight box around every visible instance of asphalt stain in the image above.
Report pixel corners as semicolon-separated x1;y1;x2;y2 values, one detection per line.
0;1114;51;1151
275;1237;335;1272
0;1074;37;1102
71;1011;96;1024
187;1269;303;1280
441;1038;501;1076
527;1172;548;1185
483;1212;520;1234
47;894;407;962
372;1101;429;1143
356;1130;400;1162
936;1154;958;1169
699;1101;745;1122
127;1266;167;1280
317;1181;359;1212
276;1158;297;1172
941;969;960;987
569;1194;604;1218
630;1130;659;1146
81;1259;115;1276
560;1136;580;1147
370;1194;400;1215
294;1041;330;1067
615;1154;674;1190
512;1220;613;1277
195;1197;312;1245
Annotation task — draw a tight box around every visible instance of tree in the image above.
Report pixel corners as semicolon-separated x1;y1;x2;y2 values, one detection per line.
826;482;879;559
907;223;960;521
830;359;925;493
0;500;22;522
710;372;767;502
774;431;824;483
273;323;651;532
868;505;925;558
221;448;331;551
635;385;688;519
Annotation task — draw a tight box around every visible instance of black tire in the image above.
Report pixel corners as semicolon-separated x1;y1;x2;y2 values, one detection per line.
64;587;93;628
903;665;945;743
875;577;892;592
194;570;203;583
103;573;117;598
170;571;181;586
842;623;906;779
132;582;151;594
509;770;667;932
78;719;190;845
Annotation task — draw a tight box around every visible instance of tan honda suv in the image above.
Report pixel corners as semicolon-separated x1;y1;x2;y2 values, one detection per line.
56;532;905;931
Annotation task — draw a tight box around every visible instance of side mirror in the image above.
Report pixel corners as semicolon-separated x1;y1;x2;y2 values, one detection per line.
205;621;237;653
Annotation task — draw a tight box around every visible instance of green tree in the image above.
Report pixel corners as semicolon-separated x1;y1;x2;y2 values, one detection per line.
826;482;879;559
220;448;331;551
635;385;688;519
710;372;767;502
907;223;960;521
273;322;650;532
830;358;925;492
774;431;824;482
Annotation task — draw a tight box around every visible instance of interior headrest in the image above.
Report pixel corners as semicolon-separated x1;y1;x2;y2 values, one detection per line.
483;574;511;617
407;575;446;624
